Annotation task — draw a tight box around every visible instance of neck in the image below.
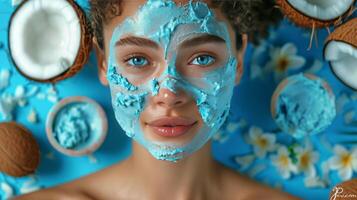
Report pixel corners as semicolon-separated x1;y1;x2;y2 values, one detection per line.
128;141;218;199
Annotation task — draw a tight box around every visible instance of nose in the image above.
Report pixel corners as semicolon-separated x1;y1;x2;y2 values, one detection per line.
152;88;190;108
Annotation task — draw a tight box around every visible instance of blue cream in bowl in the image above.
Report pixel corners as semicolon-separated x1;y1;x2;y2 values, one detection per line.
46;96;108;156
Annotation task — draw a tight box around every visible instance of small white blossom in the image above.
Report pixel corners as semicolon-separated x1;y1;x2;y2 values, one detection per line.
248;163;267;178
212;130;229;143
271;146;298;179
328;145;357;181
246;126;276;158
233;154;255;170
265;43;306;80
303;176;327;188
226;122;239;133
295;141;319;177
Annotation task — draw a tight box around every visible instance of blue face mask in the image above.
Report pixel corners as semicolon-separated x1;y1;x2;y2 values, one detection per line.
107;0;237;162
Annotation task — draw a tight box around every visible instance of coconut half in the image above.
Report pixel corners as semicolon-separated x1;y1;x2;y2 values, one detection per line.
276;0;356;28
324;18;357;90
8;0;92;83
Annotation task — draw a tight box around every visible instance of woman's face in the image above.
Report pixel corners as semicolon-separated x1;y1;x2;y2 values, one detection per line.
99;0;243;162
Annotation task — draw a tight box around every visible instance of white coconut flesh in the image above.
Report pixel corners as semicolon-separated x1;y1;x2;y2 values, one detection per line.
9;0;81;81
287;0;354;21
325;41;357;89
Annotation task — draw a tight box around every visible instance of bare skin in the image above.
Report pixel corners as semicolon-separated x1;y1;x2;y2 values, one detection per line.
14;0;300;199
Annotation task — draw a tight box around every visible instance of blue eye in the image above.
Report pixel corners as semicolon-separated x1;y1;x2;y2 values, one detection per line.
190;55;215;66
126;56;149;67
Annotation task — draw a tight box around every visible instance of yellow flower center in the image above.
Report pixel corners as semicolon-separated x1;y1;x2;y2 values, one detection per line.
299;152;311;169
257;137;268;148
276;56;290;72
279;155;290;167
341;153;352;168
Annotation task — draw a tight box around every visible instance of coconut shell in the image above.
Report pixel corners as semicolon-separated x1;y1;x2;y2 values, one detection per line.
276;0;356;28
329;179;357;200
325;18;357;49
8;0;92;83
324;18;357;90
0;122;40;177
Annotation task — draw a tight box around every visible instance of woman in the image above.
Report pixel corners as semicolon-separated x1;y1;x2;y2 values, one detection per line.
16;0;299;199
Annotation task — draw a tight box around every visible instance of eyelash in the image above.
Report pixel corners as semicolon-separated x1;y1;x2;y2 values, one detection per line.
188;54;216;67
122;54;152;68
121;52;217;68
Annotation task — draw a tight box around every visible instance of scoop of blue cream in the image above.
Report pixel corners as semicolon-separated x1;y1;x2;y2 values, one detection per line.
272;73;336;139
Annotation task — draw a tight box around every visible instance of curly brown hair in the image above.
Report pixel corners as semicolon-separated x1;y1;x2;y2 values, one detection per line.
89;0;283;50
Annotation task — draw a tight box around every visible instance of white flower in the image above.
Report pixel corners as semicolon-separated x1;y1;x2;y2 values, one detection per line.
271;146;298;179
233;154;255;170
246;126;276;158
295;141;319;177
328;145;357;181
303;176;327;188
265;43;306;80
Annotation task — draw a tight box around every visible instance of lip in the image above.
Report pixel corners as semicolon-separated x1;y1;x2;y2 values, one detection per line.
146;117;197;137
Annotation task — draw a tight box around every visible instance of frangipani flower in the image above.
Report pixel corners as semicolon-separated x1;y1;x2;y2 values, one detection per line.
271;146;298;179
295;142;319;177
328;145;357;181
246;126;276;158
265;43;306;80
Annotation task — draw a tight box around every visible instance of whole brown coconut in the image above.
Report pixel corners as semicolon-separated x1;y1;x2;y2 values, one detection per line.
8;0;92;83
329;179;357;200
324;18;357;90
276;0;356;28
0;122;40;177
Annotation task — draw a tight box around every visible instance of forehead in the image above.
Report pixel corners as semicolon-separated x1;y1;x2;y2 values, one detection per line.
103;0;232;50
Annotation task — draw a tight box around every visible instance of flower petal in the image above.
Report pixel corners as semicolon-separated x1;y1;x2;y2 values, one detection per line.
288;56;306;69
328;157;342;170
334;145;348;156
338;167;353;181
281;43;297;55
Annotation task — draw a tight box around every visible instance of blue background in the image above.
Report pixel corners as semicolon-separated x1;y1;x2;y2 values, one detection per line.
0;1;356;199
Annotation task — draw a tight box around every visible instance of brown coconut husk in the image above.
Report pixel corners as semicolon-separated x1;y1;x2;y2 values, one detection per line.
276;0;356;28
0;122;40;177
325;18;357;49
8;0;92;83
329;179;357;200
324;18;357;90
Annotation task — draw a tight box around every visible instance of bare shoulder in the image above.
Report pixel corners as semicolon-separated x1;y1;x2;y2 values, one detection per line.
217;163;300;200
12;187;93;200
13;160;131;200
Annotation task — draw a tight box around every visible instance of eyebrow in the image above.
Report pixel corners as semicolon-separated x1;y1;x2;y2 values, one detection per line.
115;34;226;49
116;36;160;49
179;34;226;49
